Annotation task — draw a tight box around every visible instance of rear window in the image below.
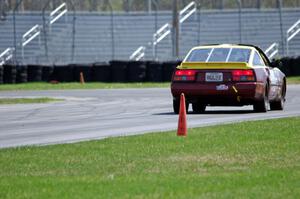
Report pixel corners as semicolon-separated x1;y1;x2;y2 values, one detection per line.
184;48;211;62
185;47;251;63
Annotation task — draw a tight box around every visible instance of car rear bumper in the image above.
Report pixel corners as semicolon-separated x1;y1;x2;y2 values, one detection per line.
171;82;265;106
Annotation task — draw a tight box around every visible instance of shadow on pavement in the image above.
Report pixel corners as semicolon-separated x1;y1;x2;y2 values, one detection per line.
153;110;254;115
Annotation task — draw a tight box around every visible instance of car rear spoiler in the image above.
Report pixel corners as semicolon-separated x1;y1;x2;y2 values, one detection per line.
177;62;252;70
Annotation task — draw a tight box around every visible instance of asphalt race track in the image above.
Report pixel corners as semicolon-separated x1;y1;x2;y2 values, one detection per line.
1;85;300;148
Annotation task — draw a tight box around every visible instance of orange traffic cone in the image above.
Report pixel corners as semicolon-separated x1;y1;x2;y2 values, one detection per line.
177;93;187;136
80;72;85;84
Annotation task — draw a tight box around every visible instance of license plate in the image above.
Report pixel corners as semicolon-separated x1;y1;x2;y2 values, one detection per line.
205;72;223;82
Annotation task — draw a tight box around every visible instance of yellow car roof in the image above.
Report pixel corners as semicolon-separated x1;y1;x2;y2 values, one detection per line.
190;44;256;51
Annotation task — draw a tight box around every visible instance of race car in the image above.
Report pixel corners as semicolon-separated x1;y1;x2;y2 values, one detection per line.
171;44;286;113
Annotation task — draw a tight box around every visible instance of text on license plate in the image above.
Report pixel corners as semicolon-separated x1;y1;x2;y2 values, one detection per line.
205;72;223;82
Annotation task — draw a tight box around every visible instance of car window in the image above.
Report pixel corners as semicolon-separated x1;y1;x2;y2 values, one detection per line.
252;51;265;66
208;48;230;62
185;48;211;62
185;47;251;63
227;48;251;62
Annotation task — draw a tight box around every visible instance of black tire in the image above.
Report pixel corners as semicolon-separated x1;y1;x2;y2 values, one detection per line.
173;99;189;114
294;56;300;76
192;103;206;113
162;60;182;82
146;61;163;82
3;64;17;84
0;65;3;84
127;61;146;82
278;57;291;76
110;60;128;82
42;65;54;82
16;65;28;83
253;85;269;112
72;64;93;82
27;65;42;82
270;83;286;111
92;62;111;82
53;65;74;82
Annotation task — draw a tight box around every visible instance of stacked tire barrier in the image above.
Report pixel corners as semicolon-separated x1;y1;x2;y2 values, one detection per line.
42;65;54;82
3;64;17;83
52;65;74;82
92;62;111;82
127;61;147;82
146;61;163;82
27;65;42;82
16;65;28;83
110;61;128;82
162;60;182;82
272;56;300;76
0;57;299;84
72;64;93;82
0;65;3;84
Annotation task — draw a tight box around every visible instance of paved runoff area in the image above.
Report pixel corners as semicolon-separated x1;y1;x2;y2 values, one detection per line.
1;85;300;148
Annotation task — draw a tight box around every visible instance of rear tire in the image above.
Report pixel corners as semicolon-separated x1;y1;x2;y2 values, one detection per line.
173;99;189;114
253;85;269;113
270;83;286;111
173;99;180;114
192;103;206;113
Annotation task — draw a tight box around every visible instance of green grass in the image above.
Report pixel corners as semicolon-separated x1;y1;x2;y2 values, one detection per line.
287;76;300;84
0;97;62;104
0;117;299;198
0;76;299;91
0;82;170;91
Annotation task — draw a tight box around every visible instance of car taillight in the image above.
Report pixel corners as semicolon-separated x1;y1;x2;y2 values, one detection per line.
232;69;255;81
173;70;196;81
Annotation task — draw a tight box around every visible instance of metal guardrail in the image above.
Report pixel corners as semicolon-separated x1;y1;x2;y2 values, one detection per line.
22;24;41;60
43;2;70;63
152;1;196;59
179;1;196;24
129;46;145;61
265;42;279;59
286;19;300;55
49;2;67;25
129;1;197;61
153;23;171;46
22;24;41;47
0;48;14;65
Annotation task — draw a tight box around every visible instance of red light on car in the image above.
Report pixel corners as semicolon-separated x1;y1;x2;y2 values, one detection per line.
244;70;253;76
175;71;183;76
232;70;241;76
232;70;255;82
173;70;196;81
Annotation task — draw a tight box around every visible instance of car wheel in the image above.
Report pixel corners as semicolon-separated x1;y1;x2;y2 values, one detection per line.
173;99;180;114
173;99;189;114
192;103;206;113
253;85;269;112
270;84;286;111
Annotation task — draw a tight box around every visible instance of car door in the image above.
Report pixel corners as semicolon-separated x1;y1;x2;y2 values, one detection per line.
257;51;283;100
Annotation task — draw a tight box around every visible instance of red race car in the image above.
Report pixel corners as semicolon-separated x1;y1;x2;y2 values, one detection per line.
171;44;286;113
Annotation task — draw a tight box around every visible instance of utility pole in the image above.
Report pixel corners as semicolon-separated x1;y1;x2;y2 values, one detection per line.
277;0;285;55
172;0;179;59
236;0;242;43
147;0;152;13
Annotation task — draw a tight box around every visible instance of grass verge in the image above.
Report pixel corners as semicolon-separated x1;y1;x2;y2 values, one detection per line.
0;117;299;198
0;97;62;104
287;76;300;84
0;76;299;91
0;82;170;91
